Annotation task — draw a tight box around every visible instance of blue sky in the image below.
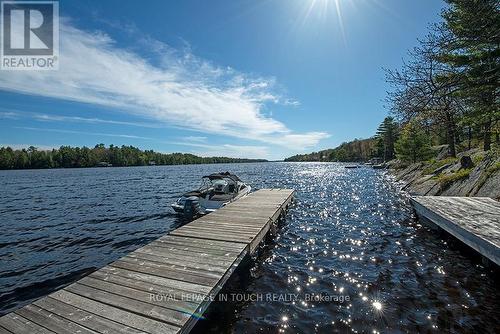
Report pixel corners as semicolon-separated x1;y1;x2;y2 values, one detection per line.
0;0;444;160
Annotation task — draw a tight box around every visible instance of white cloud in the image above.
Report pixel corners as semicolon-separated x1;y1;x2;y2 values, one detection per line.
164;141;268;159
0;109;165;128
194;144;269;159
0;111;19;119
0;20;329;149
181;142;269;159
182;136;207;142
14;126;152;140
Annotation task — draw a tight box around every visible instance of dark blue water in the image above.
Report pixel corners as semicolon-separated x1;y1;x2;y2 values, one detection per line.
0;163;498;333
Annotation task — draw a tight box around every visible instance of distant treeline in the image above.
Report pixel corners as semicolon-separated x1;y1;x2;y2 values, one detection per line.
0;144;267;170
287;0;499;163
285;138;377;162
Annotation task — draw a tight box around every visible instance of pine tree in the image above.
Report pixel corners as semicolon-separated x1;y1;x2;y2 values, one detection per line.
375;117;399;161
395;122;433;163
438;0;500;151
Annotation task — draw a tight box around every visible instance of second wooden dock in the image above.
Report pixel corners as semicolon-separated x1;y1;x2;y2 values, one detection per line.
411;196;500;266
0;189;294;334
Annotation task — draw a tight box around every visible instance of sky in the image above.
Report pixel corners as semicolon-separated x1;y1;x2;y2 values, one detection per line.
0;0;445;160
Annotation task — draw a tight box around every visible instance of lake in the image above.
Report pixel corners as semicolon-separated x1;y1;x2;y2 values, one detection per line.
0;163;498;333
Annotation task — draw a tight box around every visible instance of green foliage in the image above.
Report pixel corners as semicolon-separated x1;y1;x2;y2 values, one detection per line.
384;0;499;153
375;117;399;161
472;153;485;165
285;138;377;162
439;0;500;150
285;117;401;162
422;157;458;175
394;122;434;163
486;162;500;176
437;168;472;189
0;145;267;170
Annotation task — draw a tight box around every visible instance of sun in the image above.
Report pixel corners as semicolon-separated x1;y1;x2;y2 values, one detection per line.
301;0;347;41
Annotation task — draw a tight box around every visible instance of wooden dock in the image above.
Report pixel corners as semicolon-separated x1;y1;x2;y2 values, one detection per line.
411;196;500;266
0;189;294;334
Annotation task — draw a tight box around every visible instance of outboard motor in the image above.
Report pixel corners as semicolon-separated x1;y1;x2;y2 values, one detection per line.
183;196;201;219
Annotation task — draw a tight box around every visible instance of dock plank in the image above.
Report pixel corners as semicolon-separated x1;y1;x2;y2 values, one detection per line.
126;251;230;274
95;266;211;295
0;313;55;334
111;259;220;287
15;305;97;334
169;229;254;244
411;196;500;265
50;290;180;334
149;240;243;257
0;189;294;334
77;276;199;313
65;283;190;327
89;269;207;301
134;245;237;267
33;297;146;334
174;225;260;237
157;235;247;251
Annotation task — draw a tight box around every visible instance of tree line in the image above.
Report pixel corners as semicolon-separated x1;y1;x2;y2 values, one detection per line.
284;138;377;162
0;144;267;170
384;0;499;162
287;0;499;163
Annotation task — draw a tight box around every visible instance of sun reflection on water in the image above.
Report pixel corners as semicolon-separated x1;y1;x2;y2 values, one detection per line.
226;163;499;333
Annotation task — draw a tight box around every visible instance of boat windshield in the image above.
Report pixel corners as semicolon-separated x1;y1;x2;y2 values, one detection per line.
198;177;237;194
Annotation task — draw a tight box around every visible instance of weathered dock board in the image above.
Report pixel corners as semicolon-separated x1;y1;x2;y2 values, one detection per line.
0;189;294;334
411;196;500;265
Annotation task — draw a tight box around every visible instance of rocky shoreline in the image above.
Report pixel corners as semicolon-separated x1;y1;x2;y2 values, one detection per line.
389;147;500;200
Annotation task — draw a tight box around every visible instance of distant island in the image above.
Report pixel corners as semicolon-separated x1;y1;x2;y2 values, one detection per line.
0;144;267;170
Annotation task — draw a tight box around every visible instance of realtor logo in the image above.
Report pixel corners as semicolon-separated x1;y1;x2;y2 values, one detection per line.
1;1;59;70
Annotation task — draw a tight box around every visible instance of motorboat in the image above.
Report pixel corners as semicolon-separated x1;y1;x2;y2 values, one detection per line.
171;172;251;218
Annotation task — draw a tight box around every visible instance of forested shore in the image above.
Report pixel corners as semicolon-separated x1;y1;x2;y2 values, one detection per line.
286;0;498;164
0;144;267;170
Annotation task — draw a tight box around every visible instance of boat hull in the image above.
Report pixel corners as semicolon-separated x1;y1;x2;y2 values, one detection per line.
172;186;251;217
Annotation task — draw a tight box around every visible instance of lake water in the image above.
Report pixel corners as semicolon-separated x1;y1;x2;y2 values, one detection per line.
0;163;498;333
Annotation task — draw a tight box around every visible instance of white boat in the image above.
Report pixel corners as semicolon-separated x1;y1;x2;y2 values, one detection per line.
171;172;251;218
372;164;386;169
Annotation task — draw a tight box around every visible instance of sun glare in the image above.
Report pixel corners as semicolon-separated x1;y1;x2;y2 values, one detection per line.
372;301;383;311
301;0;347;42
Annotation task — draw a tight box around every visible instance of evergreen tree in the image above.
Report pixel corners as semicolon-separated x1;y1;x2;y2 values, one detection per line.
395;122;434;163
438;0;500;150
375;117;399;161
0;145;267;170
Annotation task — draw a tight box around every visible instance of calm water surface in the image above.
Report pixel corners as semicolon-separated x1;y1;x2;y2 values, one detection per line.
0;163;498;333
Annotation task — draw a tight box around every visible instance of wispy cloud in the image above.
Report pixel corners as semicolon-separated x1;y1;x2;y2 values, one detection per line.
0;19;328;149
14;126;152;140
0;111;19;119
0;109;165;128
187;143;269;159
194;144;269;159
163;141;269;159
182;136;208;142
